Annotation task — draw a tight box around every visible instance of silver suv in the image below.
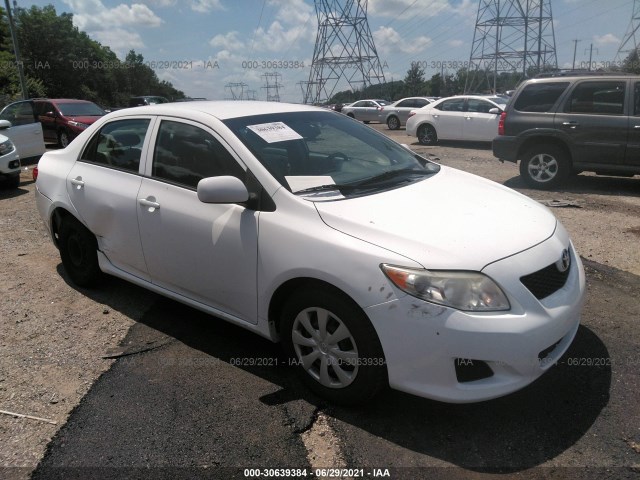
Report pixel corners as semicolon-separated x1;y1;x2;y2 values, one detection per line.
492;74;640;189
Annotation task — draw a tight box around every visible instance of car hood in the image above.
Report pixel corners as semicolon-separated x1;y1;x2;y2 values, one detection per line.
313;166;557;271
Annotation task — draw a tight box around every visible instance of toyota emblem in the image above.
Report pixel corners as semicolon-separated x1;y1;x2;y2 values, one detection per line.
556;249;571;273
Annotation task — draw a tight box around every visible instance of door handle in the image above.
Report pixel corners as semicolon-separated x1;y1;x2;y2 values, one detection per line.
634;125;640;129
70;177;84;189
562;121;579;128
138;198;160;210
465;116;472;120
432;114;439;118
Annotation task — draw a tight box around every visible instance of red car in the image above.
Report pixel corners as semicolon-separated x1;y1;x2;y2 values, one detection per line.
34;99;106;147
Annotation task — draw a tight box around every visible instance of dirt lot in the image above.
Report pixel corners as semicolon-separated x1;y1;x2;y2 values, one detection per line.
1;132;639;478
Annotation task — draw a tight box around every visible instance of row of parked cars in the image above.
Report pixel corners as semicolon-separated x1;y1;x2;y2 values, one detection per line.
0;96;172;188
341;72;640;189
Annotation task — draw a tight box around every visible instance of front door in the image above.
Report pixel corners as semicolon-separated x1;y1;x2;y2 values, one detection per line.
137;118;259;323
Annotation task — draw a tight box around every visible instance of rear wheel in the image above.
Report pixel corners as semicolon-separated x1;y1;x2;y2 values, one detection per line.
58;130;70;148
520;144;570;189
59;216;103;287
281;287;387;405
417;124;437;145
387;116;400;130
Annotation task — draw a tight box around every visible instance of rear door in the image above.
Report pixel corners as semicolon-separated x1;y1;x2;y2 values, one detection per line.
555;80;628;165
0;101;46;159
67;117;154;281
625;81;640;166
430;98;465;140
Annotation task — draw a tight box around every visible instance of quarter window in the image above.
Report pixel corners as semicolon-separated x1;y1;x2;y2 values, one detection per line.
566;81;625;115
81;118;150;173
152;120;245;189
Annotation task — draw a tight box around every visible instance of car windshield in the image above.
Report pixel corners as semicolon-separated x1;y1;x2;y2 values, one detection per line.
376;100;390;106
57;102;106;116
224;111;440;200
488;96;508;105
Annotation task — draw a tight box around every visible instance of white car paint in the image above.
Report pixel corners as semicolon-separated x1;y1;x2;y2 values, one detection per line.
406;95;506;144
0;109;46;160
35;101;585;403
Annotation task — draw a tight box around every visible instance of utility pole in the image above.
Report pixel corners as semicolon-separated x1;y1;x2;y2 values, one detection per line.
572;39;581;70
4;0;28;99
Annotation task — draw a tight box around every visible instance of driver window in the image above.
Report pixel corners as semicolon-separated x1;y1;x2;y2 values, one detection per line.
152;120;245;189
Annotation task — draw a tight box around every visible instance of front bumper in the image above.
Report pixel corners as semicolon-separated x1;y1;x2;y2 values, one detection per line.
0;149;21;176
365;228;586;403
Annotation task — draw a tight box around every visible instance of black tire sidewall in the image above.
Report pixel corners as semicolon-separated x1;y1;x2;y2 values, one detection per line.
59;217;102;287
418;124;436;145
520;145;570;189
387;116;400;130
281;288;387;405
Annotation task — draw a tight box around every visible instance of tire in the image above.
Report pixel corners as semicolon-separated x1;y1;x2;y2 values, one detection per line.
5;174;20;188
281;287;387;405
386;116;400;130
519;144;570;189
59;216;103;287
346;113;355;118
58;130;70;148
363;120;370;124
417;124;437;145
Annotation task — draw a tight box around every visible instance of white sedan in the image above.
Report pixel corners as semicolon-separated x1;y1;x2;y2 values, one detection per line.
406;95;507;145
35;102;585;404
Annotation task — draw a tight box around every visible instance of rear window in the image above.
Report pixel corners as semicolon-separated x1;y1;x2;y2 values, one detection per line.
514;82;569;112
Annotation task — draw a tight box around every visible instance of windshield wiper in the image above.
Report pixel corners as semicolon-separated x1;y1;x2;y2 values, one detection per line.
293;183;358;194
349;168;431;187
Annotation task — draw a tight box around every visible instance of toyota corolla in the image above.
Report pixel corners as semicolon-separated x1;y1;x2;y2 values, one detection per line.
35;102;585;405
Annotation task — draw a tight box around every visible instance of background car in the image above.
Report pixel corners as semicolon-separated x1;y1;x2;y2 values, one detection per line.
406;95;507;145
0;103;46;162
32;99;106;147
493;74;640;189
35;101;584;405
128;96;169;107
0;130;22;188
380;96;436;130
341;99;390;123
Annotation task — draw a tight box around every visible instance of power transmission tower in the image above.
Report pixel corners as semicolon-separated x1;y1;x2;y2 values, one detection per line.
305;0;386;105
297;81;311;104
262;73;282;102
615;0;640;65
465;0;557;94
225;82;248;100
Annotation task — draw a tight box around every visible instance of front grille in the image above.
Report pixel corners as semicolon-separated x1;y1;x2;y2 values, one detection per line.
521;261;570;300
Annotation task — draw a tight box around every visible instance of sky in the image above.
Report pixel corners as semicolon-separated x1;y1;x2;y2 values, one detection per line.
17;0;637;102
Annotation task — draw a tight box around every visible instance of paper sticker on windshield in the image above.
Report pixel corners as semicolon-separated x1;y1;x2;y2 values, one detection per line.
247;122;303;143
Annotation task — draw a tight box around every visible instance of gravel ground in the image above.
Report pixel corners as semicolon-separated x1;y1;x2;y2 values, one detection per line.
1;131;639;478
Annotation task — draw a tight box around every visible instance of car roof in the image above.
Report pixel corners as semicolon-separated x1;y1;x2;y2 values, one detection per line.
40;98;96;104
113;101;322;120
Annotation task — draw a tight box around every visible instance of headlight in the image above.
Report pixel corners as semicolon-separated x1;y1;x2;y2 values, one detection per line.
68;121;89;129
0;139;15;156
381;264;510;312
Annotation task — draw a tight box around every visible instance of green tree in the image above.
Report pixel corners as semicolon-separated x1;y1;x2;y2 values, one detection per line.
403;62;425;96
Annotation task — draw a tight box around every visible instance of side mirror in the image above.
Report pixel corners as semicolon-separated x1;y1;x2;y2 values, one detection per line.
44;111;55;117
489;108;501;115
197;176;249;204
0;120;12;129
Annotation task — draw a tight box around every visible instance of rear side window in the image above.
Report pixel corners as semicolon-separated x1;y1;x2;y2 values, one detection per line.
514;82;569;112
81;118;150;173
565;81;626;115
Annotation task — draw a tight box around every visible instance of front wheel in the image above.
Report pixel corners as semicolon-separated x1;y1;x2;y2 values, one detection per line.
387;116;400;130
417;124;437;145
59;216;103;287
519;145;571;189
281;288;387;405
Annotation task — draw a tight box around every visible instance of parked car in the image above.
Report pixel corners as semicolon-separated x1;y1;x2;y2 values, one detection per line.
380;97;436;130
8;98;106;148
406;95;507;145
35;101;585;405
493;74;640;189
341;99;390;123
129;96;169;107
0;130;22;188
0;102;46;161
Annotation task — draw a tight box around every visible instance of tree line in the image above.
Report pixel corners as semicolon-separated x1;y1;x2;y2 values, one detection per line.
0;5;184;109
